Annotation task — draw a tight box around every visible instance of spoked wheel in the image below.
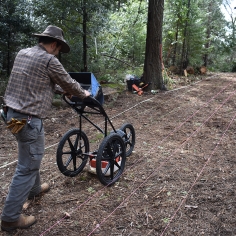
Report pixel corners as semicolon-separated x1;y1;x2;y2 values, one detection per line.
119;123;135;157
96;133;126;186
56;129;89;177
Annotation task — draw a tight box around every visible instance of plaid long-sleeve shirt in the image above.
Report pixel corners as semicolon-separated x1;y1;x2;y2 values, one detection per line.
4;45;86;118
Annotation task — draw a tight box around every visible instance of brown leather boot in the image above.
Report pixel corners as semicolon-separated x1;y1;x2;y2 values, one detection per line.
28;183;50;200
1;214;36;231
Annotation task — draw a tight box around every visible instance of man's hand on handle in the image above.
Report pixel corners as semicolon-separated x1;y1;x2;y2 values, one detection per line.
63;90;91;100
84;90;91;97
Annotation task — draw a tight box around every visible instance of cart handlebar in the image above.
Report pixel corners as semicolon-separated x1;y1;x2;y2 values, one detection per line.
63;94;100;106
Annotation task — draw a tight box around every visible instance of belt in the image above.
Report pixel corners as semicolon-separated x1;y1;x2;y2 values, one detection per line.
8;108;39;119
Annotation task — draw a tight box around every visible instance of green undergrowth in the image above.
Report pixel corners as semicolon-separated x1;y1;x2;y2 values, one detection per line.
101;82;125;93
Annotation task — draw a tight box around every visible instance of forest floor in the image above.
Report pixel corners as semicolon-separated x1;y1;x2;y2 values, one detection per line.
0;72;235;236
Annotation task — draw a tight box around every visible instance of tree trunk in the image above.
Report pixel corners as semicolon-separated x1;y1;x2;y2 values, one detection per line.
203;1;213;67
7;30;11;76
172;23;179;66
180;0;191;73
82;0;88;72
143;0;164;90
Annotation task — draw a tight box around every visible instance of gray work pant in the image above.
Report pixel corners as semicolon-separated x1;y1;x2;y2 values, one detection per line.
1;108;44;222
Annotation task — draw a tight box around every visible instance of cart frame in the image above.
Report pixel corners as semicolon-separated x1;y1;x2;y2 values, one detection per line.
56;95;135;185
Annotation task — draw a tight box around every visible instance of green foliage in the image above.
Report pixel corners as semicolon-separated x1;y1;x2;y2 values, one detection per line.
163;0;235;72
0;0;34;76
92;0;147;83
102;1;147;64
0;77;8;96
32;0;116;71
0;0;235;90
102;83;125;92
162;68;174;90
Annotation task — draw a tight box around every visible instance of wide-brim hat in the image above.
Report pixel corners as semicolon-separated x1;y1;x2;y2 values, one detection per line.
33;25;70;53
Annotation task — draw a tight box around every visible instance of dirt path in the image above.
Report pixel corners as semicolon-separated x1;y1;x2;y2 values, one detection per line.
0;73;235;236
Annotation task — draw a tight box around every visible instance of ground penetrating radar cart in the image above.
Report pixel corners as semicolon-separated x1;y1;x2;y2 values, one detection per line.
56;72;135;185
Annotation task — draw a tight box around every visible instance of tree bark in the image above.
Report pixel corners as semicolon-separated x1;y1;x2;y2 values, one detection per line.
203;1;213;67
180;0;191;73
143;0;164;90
7;30;11;76
82;0;88;72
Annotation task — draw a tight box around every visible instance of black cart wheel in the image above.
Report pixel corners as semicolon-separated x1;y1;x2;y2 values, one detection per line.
96;133;126;186
57;129;89;177
119;123;135;157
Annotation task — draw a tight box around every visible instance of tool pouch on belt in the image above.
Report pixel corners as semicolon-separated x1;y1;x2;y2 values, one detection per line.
7;118;27;134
